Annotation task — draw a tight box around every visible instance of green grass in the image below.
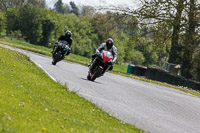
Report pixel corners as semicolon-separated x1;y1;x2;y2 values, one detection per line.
1;39;200;98
0;47;143;133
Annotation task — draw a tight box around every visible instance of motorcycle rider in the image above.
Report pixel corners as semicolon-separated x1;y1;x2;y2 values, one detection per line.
88;38;117;71
51;30;73;58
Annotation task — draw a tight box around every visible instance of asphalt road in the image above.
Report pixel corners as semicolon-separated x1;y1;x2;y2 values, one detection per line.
1;44;200;133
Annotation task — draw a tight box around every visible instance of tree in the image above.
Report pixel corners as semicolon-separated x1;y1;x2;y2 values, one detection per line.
68;15;98;57
0;11;6;37
137;0;187;64
63;3;70;14
18;4;43;44
26;0;46;8
181;0;198;78
0;0;46;12
135;0;200;79
81;6;95;17
91;13;113;42
69;1;80;16
0;0;25;12
54;0;64;14
6;4;55;44
6;7;21;34
126;49;145;65
135;37;158;66
167;0;185;64
40;19;55;46
192;50;200;81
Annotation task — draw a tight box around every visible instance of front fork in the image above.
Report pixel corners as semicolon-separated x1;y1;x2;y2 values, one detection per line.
52;46;57;55
89;58;98;73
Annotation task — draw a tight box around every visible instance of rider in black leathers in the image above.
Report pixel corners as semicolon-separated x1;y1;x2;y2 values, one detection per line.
88;38;117;71
51;30;73;58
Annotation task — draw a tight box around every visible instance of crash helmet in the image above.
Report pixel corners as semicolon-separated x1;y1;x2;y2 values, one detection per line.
106;38;114;49
65;30;72;39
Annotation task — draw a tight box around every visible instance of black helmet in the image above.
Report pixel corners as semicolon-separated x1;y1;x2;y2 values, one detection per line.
65;30;72;38
106;38;113;49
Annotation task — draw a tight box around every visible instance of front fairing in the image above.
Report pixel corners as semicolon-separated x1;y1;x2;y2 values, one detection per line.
90;51;113;74
58;41;69;53
102;50;113;63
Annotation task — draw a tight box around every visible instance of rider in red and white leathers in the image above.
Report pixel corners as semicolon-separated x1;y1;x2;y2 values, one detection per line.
88;38;117;70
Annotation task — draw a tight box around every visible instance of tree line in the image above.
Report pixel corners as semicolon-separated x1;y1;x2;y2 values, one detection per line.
134;0;200;80
0;0;199;81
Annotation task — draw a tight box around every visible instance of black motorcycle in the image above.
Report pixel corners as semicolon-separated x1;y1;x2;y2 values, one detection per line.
87;50;113;81
52;41;70;65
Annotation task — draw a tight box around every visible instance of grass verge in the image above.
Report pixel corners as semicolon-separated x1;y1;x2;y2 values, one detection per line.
1;39;200;97
0;47;143;132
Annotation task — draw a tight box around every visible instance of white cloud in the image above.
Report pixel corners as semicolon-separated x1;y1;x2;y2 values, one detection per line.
46;0;140;9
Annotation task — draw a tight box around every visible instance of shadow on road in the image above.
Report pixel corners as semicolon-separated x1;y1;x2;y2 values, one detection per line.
49;63;62;67
81;78;103;84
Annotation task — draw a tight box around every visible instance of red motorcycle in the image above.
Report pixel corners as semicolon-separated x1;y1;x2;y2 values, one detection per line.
87;50;113;81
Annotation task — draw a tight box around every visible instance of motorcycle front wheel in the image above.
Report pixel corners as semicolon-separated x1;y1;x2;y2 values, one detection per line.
87;73;91;80
90;67;103;81
52;52;61;65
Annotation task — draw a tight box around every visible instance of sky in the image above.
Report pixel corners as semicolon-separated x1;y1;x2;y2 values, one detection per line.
46;0;140;9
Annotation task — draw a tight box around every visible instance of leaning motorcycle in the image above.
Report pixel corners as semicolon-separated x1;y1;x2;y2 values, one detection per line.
87;50;113;81
52;41;70;65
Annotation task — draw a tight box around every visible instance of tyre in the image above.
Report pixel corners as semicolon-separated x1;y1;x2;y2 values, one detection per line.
52;52;61;65
87;73;91;80
90;67;103;81
52;61;56;65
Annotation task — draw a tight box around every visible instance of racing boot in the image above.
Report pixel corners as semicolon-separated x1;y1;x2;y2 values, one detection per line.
62;54;65;59
51;48;55;55
51;46;57;56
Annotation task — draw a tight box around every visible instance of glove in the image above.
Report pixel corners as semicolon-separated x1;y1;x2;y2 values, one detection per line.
96;51;101;56
55;40;59;45
96;49;100;54
66;51;70;55
111;60;114;65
